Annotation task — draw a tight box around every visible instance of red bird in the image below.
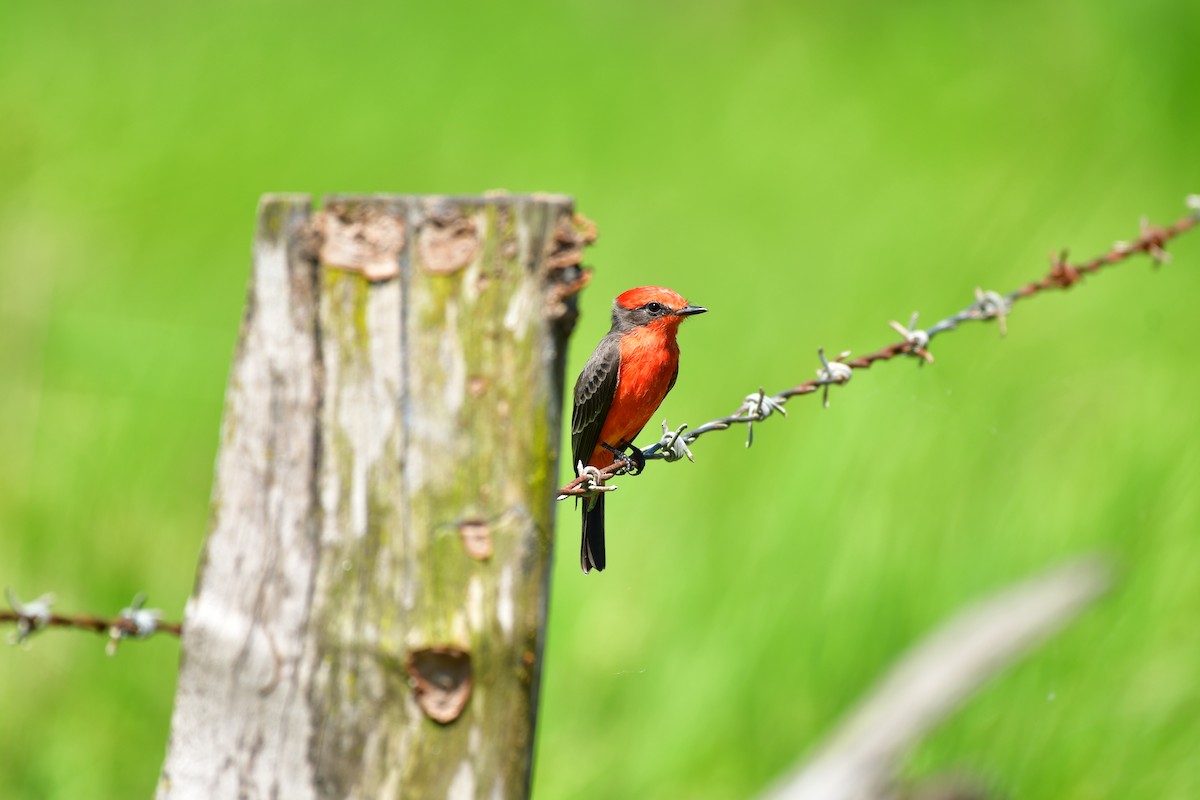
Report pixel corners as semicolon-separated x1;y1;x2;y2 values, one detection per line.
571;286;707;572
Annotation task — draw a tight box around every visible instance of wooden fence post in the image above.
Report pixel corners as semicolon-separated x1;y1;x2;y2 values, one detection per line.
157;193;592;799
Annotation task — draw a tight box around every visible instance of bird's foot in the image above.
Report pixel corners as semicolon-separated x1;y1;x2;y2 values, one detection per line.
602;441;646;475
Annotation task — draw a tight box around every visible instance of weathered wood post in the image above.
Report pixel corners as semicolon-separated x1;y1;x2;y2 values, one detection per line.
157;194;592;799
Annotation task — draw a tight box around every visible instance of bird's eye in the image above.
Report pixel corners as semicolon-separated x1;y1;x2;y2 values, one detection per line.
645;302;665;315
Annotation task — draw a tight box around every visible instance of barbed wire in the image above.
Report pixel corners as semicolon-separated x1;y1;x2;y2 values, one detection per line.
1;588;180;654
558;196;1200;500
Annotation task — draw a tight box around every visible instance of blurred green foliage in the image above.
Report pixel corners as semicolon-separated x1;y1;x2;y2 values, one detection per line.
1;1;1198;797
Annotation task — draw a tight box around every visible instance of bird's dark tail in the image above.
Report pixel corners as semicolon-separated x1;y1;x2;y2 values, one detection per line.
581;495;606;573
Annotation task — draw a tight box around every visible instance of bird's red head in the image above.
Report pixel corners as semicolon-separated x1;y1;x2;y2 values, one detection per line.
616;286;687;311
612;286;707;331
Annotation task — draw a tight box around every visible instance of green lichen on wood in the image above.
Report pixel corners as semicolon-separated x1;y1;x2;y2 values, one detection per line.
321;264;371;352
298;194;579;799
256;196;289;239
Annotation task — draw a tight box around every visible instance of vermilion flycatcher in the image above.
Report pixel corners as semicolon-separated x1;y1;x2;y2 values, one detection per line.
571;286;707;573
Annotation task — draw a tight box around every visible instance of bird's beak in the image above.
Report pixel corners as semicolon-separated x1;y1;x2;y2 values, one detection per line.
675;305;707;317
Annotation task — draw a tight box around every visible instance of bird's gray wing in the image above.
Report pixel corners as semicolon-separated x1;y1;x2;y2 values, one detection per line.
571;334;621;472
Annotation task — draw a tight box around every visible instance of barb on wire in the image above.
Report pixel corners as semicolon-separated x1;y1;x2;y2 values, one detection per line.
968;288;1011;335
888;312;934;364
556;462;618;502
658;421;695;462
5;588;54;645
815;349;853;409
556;197;1199;500
106;593;166;656
2;588;181;653
738;388;787;447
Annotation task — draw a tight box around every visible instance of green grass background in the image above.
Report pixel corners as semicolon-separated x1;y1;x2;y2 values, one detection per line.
2;1;1198;797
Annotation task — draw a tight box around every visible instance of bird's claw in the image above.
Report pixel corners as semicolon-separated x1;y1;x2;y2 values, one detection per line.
603;441;646;475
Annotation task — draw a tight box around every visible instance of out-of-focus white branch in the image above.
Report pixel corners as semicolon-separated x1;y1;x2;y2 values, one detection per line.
760;556;1112;800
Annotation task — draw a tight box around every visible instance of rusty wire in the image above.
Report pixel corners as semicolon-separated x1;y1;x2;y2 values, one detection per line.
2;588;180;653
558;197;1200;499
